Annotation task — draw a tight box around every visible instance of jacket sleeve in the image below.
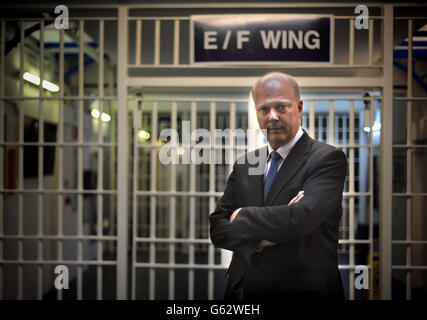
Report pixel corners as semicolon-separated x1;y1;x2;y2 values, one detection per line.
209;162;259;257
228;149;347;244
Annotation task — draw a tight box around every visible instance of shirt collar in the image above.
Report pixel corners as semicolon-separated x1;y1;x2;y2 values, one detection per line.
267;126;304;160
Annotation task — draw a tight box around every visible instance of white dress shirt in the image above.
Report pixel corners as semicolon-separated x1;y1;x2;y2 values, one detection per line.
264;126;304;181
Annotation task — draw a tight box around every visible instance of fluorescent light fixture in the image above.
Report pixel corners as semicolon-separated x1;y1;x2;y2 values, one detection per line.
23;72;40;85
372;122;381;131
91;108;100;119
138;129;151;140
91;108;111;122
364;122;381;133
23;72;60;92
42;80;59;92
100;112;111;122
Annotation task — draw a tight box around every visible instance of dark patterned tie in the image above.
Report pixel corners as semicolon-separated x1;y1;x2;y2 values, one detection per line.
264;151;282;201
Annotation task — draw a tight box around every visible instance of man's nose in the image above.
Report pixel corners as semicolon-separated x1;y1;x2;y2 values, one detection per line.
268;109;279;121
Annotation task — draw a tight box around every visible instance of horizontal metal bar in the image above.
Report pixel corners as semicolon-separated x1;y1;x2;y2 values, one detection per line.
338;265;373;270
0;3;389;9
136;144;249;150
302;98;382;102
134;238;371;245
392;266;427;270
0;17;118;21
0;142;117;147
335;144;373;148
133;97;382;103
134;263;227;270
136;191;223;197
393;145;427;149
0;260;117;265
393;97;427;101
128;64;383;69
0;189;117;194
134;191;370;197
132;97;248;103
339;239;372;244
135;238;211;244
392;193;427;197
128;77;384;88
334;16;383;19
395;17;427;20
128;17;189;21
0;96;117;101
136;143;373;150
392;240;427;245
0;235;117;240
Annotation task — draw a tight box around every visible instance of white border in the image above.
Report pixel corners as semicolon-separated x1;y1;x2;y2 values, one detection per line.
189;14;334;65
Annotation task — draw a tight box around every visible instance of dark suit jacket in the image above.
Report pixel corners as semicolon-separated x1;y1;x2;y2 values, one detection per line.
209;131;347;300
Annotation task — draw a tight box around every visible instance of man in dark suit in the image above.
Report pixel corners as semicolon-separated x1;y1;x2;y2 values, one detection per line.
209;72;348;300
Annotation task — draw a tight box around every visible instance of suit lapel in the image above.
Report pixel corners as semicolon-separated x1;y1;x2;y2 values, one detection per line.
264;131;312;205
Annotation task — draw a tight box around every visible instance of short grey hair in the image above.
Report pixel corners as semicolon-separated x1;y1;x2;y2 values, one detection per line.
251;72;301;103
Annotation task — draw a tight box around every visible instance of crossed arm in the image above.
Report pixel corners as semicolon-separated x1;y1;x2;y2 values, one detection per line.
229;190;304;223
209;149;347;252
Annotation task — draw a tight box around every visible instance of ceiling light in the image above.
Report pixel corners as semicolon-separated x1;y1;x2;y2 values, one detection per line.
23;72;60;92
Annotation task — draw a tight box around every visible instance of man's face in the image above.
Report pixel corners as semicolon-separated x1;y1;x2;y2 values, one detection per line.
253;78;303;150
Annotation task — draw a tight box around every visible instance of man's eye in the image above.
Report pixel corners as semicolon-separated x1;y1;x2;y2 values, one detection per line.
260;107;269;114
277;105;287;112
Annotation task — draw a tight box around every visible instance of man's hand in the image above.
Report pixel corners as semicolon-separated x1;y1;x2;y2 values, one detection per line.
288;190;304;205
230;208;242;223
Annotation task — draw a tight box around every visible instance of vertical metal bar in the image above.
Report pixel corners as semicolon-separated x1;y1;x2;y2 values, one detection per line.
341;113;348;246
154;20;160;66
169;101;177;299
208;102;216;300
334;114;339;145
18;20;25;301
188;101;196;300
369;97;374;300
77;19;84;301
173;20;180;66
131;101;138;300
37;20;45;301
380;4;393;300
135;20;141;65
369;18;374;65
329;100;334;145
309;100;315;138
96;20;105;301
405;19;413;301
317;115;323;142
349;19;355;65
349;100;355;300
0;19;6;301
117;5;129;299
149;101;158;300
302;115;308;134
56;28;65;301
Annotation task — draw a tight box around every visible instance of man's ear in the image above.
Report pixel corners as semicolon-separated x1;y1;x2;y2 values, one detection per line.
297;100;303;117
